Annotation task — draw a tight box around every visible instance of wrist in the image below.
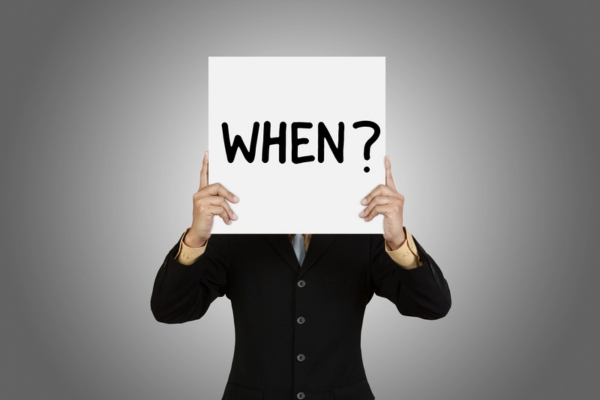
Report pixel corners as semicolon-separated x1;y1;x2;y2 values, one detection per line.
385;230;406;251
183;231;208;248
386;239;404;251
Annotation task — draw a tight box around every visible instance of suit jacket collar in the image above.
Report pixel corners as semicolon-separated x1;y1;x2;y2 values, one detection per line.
264;234;337;277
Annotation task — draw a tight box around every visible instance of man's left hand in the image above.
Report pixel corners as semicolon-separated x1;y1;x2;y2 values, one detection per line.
360;155;406;251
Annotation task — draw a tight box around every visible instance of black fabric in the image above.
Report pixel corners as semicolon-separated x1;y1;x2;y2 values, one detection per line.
151;234;451;400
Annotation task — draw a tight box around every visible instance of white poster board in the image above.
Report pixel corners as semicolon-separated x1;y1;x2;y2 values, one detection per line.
208;57;385;233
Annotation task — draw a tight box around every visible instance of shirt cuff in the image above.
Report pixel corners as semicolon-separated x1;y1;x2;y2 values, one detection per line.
385;226;422;270
175;228;207;265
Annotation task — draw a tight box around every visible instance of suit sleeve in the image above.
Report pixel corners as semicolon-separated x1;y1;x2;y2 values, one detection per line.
369;234;451;320
151;234;230;324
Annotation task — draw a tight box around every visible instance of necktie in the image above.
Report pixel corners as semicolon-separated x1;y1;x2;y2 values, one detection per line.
292;234;306;266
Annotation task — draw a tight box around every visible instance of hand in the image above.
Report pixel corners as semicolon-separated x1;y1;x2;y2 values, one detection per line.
360;155;406;250
183;151;239;248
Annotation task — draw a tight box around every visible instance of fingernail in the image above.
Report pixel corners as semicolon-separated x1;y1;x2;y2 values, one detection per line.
233;195;239;202
232;213;237;220
361;198;368;205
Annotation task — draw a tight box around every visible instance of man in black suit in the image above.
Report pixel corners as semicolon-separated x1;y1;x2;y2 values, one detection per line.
151;152;451;400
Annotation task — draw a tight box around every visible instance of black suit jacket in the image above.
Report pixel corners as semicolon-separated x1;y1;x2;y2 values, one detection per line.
151;234;451;400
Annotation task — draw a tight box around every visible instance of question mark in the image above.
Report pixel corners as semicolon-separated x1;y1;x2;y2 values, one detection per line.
353;121;381;173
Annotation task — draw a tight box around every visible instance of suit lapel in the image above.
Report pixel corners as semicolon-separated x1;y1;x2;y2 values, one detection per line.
298;234;337;279
264;234;300;273
263;234;338;277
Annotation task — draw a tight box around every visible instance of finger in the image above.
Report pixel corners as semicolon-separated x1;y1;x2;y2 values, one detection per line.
203;196;237;220
361;184;401;205
385;155;396;191
200;151;209;189
359;196;397;218
364;204;399;222
202;183;239;203
204;205;232;225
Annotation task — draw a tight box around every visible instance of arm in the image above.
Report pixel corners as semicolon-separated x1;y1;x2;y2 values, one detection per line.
150;151;238;323
369;233;451;319
151;233;230;324
361;155;451;319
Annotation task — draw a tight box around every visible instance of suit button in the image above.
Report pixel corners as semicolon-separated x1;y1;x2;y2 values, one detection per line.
297;280;306;288
297;391;305;399
297;316;305;324
297;354;305;362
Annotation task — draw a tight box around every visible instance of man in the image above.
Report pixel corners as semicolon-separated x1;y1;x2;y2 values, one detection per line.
151;151;451;400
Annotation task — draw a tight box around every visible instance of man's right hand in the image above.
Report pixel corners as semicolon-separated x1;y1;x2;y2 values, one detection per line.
183;151;239;248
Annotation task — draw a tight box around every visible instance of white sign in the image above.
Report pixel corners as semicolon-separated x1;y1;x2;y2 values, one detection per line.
208;57;385;233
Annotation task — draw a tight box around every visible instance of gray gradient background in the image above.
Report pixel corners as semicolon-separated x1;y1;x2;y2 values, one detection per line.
1;1;598;399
